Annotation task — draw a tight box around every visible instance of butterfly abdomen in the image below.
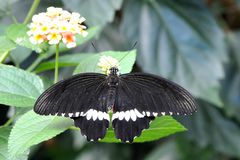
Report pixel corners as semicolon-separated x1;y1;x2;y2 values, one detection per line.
106;74;118;110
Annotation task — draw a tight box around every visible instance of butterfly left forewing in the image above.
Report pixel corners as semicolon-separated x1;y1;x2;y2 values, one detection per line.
34;73;110;141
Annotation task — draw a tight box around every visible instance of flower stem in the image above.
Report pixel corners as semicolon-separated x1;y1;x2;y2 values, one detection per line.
0;51;11;63
54;44;60;83
23;0;40;25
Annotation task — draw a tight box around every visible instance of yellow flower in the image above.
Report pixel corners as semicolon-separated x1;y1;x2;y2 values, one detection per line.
47;31;62;45
29;34;45;44
98;56;120;74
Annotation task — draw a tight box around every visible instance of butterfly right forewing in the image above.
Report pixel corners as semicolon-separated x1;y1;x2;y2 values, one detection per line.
111;73;197;142
118;73;197;116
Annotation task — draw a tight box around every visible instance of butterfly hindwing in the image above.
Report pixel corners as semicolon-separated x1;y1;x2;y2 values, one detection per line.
34;73;110;141
73;115;109;141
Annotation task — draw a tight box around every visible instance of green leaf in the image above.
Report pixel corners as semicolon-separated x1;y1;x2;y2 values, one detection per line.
35;61;77;74
0;64;44;107
35;50;136;74
182;101;240;157
222;32;240;121
62;0;123;26
0;126;11;160
0;36;16;62
121;0;227;106
74;50;137;74
144;140;179;160
6;24;48;53
8;110;73;160
101;116;186;143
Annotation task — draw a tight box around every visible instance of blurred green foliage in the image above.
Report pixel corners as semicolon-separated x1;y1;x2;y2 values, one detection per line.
0;0;240;160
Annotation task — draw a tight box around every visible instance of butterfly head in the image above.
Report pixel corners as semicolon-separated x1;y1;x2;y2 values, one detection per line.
109;67;119;75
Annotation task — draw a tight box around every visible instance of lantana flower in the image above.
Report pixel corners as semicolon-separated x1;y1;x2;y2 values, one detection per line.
98;56;120;74
28;6;88;48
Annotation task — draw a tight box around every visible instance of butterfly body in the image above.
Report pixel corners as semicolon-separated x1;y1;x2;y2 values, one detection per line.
34;67;197;142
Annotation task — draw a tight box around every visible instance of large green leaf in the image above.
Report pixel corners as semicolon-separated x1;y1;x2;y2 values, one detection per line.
62;0;123;26
0;64;43;107
8;110;73;160
36;49;136;74
74;50;136;74
182;101;240;157
101;116;186;143
0;126;11;160
34;54;86;73
121;0;227;106
144;140;179;160
6;24;48;53
222;32;240;121
0;36;16;62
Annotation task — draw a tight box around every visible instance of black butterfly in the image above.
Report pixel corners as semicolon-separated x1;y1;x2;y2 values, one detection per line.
34;67;197;143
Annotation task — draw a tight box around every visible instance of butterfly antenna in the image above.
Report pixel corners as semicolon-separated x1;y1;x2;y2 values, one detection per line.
91;42;113;66
119;41;138;63
91;42;99;53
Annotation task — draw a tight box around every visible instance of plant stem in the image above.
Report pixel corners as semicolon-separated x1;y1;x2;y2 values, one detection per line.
3;113;18;127
27;51;56;72
54;44;59;83
23;0;40;25
0;51;11;63
27;54;44;72
69;126;80;130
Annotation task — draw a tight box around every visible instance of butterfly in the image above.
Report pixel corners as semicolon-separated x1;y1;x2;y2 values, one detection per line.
34;67;197;143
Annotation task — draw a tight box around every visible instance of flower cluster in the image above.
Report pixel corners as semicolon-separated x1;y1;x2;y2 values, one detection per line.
28;7;88;48
98;55;120;74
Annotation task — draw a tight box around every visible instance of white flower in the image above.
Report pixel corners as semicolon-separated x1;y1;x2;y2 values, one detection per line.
46;7;63;17
29;34;45;44
98;56;120;74
28;6;88;48
47;31;62;45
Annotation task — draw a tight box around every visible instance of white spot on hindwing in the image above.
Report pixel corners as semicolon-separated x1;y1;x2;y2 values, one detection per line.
112;109;146;121
74;109;110;121
130;110;137;121
97;111;104;120
92;110;98;121
146;111;150;116
75;112;80;116
134;109;144;118
118;111;125;120
86;109;93;120
125;110;131;121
